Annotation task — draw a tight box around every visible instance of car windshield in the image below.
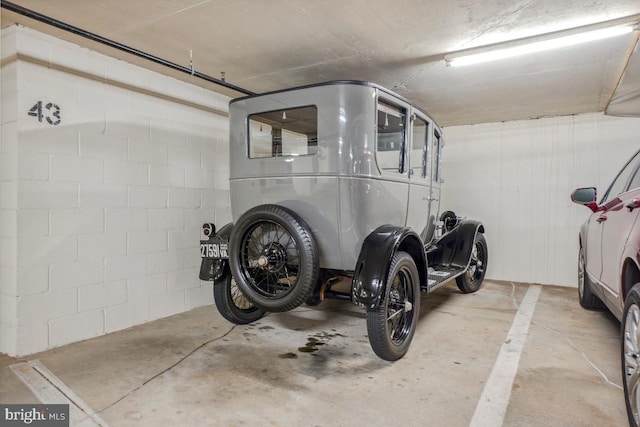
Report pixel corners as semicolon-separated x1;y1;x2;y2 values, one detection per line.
601;150;640;204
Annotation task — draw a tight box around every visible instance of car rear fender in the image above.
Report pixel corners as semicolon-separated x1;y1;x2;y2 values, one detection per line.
199;223;233;281
351;225;426;308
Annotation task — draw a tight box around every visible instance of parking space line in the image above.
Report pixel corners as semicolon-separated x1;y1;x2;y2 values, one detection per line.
10;360;109;427
470;284;542;427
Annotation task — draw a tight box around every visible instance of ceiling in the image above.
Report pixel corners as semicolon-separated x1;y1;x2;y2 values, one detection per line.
2;0;640;126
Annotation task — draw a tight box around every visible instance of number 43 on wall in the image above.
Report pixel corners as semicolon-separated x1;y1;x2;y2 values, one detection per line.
28;101;61;125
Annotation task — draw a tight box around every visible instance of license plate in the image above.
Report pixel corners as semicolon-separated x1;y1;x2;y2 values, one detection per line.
200;242;228;259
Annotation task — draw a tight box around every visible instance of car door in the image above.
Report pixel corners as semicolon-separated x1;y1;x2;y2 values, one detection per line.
591;151;640;298
598;153;640;297
375;98;410;226
406;113;432;241
428;129;443;235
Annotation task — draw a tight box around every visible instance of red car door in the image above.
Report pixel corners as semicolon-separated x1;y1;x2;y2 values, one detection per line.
597;152;640;298
599;189;640;296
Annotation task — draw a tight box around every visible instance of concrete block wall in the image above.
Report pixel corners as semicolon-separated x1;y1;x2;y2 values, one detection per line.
0;26;231;356
441;113;640;286
1;29;19;356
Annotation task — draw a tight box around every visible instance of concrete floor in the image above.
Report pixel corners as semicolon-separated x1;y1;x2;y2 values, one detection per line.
0;281;627;426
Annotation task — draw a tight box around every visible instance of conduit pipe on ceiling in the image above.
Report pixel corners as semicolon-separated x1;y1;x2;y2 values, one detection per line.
1;1;256;96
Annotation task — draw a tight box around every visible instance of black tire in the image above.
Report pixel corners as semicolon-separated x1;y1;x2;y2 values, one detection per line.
578;246;605;310
214;273;266;324
367;251;420;361
456;233;488;293
622;283;640;427
229;204;319;312
213;224;266;324
440;210;458;232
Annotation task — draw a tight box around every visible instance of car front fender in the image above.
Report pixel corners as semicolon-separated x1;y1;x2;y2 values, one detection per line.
429;220;485;269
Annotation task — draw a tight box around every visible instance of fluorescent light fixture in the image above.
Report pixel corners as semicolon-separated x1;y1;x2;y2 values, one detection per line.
445;15;640;67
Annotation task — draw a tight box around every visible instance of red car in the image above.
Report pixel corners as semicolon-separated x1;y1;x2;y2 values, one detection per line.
571;148;640;427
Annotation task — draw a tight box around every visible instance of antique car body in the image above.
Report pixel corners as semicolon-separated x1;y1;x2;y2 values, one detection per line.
200;81;488;361
228;81;442;271
571;148;640;426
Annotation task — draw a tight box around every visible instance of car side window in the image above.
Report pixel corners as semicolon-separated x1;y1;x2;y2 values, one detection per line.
601;150;640;203
410;116;428;178
376;100;406;174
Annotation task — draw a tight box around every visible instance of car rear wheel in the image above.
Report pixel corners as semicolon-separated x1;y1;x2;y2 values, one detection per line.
367;251;420;361
456;233;488;293
214;273;266;324
229;204;319;312
622;283;640;427
578;246;605;310
213;224;266;324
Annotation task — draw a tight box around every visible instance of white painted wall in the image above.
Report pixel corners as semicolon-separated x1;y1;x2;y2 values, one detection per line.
441;114;640;286
0;26;231;356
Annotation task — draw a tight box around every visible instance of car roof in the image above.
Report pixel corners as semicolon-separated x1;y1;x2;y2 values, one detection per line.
229;80;437;126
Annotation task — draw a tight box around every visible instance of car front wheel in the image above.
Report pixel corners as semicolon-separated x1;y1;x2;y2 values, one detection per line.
456;233;488;293
622;283;640;427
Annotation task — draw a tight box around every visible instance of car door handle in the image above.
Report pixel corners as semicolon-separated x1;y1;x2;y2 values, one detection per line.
596;214;607;223
625;199;640;212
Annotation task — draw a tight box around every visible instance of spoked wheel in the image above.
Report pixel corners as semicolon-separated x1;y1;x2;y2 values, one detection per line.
578;246;605;310
213;224;265;324
214;273;266;324
622;284;640;427
229;205;319;312
456;233;488;293
367;251;420;361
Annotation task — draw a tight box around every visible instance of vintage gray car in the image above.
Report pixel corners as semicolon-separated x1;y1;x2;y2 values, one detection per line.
200;81;487;361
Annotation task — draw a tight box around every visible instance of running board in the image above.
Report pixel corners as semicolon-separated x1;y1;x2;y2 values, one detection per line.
425;266;466;293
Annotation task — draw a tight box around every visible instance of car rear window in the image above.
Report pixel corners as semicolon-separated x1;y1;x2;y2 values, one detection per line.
248;106;318;158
